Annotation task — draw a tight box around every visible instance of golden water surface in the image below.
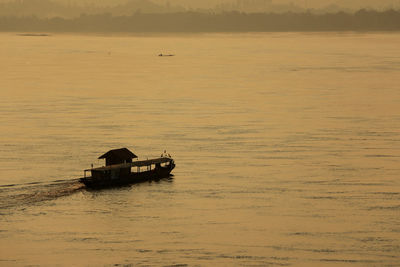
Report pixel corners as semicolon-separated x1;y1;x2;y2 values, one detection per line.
0;32;399;266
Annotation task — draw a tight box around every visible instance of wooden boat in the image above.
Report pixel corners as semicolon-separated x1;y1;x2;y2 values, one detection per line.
79;148;175;188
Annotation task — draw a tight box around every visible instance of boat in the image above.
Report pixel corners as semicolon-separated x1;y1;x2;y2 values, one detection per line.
17;33;50;37
79;148;175;188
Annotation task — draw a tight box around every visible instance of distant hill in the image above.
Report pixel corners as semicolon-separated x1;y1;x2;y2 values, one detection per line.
2;0;399;19
108;0;185;16
0;0;184;18
1;9;399;32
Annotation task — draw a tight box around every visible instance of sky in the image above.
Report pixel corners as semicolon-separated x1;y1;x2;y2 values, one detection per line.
0;0;399;10
169;0;400;9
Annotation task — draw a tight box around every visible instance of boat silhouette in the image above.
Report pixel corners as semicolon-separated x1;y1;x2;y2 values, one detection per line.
79;148;175;188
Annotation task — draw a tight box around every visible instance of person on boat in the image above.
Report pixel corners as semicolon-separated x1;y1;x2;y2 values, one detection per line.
161;150;171;158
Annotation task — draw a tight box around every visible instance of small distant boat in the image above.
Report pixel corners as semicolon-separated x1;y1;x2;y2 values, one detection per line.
17;33;50;37
79;148;175;188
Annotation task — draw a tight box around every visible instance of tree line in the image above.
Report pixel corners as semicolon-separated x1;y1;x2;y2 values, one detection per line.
1;9;400;32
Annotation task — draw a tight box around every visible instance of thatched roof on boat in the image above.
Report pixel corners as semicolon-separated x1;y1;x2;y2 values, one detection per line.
98;148;137;160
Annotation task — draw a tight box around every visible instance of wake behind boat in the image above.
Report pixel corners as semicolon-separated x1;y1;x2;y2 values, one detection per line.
79;148;175;188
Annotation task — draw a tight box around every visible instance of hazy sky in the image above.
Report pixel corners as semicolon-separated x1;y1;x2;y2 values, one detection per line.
1;0;399;9
171;0;400;9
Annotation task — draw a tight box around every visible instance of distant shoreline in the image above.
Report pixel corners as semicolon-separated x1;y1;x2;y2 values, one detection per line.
1;10;400;32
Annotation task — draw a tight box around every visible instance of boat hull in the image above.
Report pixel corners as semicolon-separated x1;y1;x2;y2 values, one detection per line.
79;164;175;189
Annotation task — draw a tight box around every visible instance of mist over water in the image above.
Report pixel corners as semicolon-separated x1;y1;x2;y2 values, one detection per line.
0;32;399;266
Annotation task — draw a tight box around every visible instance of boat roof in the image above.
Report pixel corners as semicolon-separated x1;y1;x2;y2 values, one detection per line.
98;148;137;160
86;157;173;171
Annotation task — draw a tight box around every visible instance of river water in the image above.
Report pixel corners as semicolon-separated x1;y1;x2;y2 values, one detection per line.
0;32;399;266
